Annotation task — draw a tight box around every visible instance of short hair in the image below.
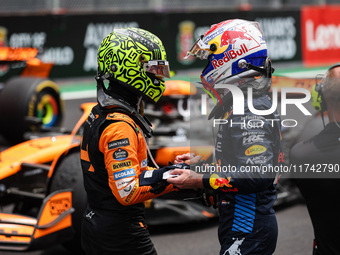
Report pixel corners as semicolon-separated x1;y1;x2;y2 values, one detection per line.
323;66;340;107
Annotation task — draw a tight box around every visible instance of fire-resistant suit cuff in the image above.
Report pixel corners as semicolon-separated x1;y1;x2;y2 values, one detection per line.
202;174;212;189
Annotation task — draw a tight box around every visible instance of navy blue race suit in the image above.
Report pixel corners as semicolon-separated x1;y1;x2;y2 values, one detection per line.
202;94;283;255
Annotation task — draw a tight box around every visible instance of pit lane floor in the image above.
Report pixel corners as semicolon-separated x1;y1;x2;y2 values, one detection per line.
0;202;313;255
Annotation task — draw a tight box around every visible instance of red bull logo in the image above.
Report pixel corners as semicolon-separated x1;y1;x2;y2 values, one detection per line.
212;177;232;189
211;43;249;69
220;29;252;47
215;177;232;188
210;174;238;192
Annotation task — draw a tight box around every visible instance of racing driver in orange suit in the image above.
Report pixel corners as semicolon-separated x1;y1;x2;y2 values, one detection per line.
80;28;188;255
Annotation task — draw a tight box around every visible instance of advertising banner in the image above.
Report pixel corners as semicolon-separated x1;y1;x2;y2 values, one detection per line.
302;5;340;66
255;14;301;63
0;10;300;79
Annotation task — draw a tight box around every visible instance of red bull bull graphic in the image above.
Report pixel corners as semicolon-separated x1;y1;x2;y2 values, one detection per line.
210;173;233;189
215;177;232;188
207;27;261;71
220;29;252;47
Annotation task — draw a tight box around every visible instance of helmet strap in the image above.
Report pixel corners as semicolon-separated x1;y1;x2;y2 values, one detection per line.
137;96;144;116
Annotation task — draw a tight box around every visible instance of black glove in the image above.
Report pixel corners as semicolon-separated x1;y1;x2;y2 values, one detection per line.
197;188;219;209
149;181;168;195
139;163;189;194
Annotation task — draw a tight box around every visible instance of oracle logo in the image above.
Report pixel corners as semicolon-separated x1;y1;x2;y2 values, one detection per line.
306;19;340;51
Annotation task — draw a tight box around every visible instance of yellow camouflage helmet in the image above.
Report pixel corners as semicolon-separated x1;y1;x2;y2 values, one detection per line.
97;27;170;103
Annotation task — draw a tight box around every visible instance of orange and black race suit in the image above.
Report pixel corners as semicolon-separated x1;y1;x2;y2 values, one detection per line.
80;104;176;255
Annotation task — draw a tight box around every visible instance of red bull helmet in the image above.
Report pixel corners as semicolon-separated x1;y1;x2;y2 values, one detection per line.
186;19;273;93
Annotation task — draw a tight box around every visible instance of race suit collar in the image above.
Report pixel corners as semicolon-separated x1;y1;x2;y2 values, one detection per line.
96;78;153;138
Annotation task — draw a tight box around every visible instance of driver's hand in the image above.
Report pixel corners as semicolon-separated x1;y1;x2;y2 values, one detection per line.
167;169;203;190
174;153;202;165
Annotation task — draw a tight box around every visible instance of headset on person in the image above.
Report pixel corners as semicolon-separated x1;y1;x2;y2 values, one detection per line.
311;62;340;127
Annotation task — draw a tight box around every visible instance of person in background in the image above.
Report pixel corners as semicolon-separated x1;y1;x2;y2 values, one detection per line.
168;19;283;255
290;63;340;255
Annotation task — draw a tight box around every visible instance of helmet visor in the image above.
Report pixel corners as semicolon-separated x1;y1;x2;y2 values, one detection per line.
143;60;171;79
185;38;210;60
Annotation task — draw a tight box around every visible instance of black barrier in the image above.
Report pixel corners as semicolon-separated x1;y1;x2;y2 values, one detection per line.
0;10;301;79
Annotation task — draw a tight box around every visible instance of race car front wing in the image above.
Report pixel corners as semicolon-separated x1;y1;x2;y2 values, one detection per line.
0;189;74;251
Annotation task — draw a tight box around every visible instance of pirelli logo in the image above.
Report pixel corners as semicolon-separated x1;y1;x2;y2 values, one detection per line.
125;183;138;204
112;160;132;170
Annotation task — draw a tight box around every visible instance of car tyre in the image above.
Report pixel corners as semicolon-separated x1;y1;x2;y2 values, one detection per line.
0;77;63;143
